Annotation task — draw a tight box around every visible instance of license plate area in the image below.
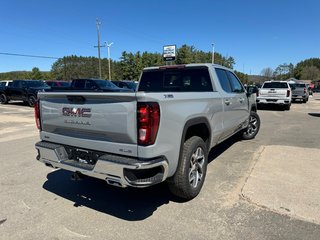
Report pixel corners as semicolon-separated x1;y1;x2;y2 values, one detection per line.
64;146;103;165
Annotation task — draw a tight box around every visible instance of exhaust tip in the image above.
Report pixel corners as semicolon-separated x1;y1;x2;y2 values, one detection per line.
106;177;124;188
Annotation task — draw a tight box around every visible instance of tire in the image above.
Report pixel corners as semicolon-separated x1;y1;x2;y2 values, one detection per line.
168;136;208;200
242;111;260;140
0;93;8;104
28;95;36;107
285;104;291;110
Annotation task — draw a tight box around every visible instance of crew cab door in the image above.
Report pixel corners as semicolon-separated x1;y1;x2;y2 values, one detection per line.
215;68;248;140
7;80;24;100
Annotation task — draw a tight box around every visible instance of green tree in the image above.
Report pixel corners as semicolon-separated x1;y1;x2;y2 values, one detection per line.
30;67;43;79
300;66;320;80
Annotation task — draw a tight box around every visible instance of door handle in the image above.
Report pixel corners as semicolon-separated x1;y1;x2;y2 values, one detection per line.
225;99;231;105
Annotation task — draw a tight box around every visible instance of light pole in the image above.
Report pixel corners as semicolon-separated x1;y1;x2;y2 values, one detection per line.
94;18;106;79
106;42;114;80
211;43;215;64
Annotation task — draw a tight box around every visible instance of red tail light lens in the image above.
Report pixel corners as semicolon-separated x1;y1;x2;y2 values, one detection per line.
256;90;259;97
287;89;290;97
304;88;306;94
34;100;41;130
137;102;160;146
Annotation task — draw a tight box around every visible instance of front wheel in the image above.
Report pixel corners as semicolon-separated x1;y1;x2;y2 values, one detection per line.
168;136;208;200
242;111;260;140
28;95;36;107
0;93;8;104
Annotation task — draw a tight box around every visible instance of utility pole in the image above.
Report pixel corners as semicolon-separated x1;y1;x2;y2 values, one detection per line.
211;43;215;64
105;42;114;80
94;18;106;79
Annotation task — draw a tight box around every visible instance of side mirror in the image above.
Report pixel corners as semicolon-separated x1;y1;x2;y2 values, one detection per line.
246;92;251;98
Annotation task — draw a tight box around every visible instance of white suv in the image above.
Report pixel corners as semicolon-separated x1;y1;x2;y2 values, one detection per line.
257;81;292;110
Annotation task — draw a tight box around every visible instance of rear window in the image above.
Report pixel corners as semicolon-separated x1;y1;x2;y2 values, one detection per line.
138;67;213;92
290;83;306;88
262;82;288;89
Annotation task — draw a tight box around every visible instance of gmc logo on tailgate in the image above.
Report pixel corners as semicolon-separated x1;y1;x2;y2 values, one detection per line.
62;107;92;118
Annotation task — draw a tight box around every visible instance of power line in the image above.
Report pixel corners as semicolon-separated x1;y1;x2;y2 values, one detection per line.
0;52;59;59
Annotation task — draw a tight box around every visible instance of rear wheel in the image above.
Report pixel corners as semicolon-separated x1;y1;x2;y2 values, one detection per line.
0;93;8;104
242;111;260;140
168;136;208;200
284;104;291;110
28;95;36;107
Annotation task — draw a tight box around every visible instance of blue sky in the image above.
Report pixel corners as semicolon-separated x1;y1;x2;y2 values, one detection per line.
0;0;319;74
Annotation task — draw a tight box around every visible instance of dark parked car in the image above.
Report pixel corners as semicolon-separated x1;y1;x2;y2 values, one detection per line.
45;81;71;89
0;80;13;90
111;80;137;91
69;79;133;92
0;80;50;107
48;79;133;92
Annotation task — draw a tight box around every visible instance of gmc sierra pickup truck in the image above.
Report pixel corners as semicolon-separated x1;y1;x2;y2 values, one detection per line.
257;80;292;110
35;64;260;200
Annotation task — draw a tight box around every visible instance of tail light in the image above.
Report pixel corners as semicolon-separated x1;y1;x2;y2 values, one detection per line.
286;89;290;97
34;100;41;130
256;90;259;97
137;102;160;146
304;88;306;94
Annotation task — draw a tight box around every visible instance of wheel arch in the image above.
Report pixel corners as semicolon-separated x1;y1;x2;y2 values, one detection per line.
180;117;212;155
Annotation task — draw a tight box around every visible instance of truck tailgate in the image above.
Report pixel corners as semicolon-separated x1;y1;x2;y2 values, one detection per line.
38;92;138;157
259;88;287;98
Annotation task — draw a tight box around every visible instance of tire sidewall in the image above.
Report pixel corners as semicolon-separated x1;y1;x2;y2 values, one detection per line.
172;136;208;199
0;93;7;104
28;95;36;107
242;111;260;140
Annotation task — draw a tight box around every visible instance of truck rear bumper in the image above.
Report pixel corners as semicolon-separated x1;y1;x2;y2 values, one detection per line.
35;141;169;188
256;98;291;105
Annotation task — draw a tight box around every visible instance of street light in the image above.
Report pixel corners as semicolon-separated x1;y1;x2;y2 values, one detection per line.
106;42;114;80
94;18;106;79
211;43;215;64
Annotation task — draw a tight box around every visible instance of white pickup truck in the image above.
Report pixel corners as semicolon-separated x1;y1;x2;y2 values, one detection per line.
35;64;260;200
257;80;292;110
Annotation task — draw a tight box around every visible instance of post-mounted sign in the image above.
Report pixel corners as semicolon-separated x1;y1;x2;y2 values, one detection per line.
163;45;176;61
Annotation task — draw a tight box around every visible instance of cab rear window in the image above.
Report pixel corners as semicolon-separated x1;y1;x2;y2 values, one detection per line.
138;67;213;92
263;82;288;88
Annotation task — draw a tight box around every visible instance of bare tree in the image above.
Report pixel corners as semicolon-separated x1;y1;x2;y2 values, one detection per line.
260;67;274;80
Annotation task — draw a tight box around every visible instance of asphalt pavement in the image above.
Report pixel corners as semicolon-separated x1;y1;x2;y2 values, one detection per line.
1;95;320;240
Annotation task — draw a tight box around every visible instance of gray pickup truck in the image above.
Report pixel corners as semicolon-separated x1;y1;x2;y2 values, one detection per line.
289;82;309;103
35;64;260;200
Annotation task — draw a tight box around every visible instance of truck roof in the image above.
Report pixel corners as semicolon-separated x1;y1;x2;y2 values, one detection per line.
143;63;232;71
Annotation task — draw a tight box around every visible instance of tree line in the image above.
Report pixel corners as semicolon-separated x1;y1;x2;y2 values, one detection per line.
261;58;320;81
2;44;318;84
0;44;242;81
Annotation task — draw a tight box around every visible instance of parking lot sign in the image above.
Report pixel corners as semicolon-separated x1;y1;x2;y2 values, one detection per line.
163;45;176;61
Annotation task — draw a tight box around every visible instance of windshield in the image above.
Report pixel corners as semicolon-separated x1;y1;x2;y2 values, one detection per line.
95;80;118;88
124;81;137;90
263;82;288;89
26;81;49;87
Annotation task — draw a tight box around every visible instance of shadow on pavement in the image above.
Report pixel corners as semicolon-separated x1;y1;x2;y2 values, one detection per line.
43;169;182;221
257;105;287;111
208;134;239;164
43;135;240;220
308;113;320;117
